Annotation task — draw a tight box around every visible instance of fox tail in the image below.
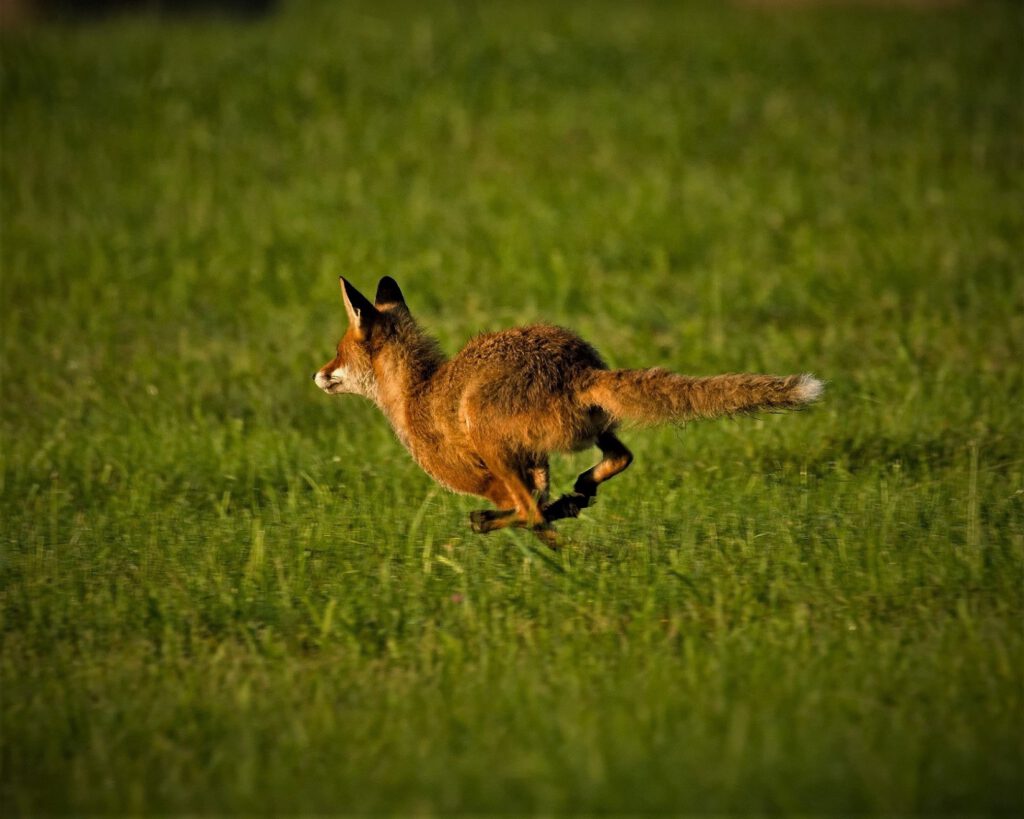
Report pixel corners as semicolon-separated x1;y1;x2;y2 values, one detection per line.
583;369;823;425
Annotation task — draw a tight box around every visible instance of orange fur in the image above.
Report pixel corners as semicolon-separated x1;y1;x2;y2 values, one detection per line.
315;277;823;542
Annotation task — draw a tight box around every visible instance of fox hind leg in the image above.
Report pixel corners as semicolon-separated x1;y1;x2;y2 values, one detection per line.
544;432;634;522
574;432;633;498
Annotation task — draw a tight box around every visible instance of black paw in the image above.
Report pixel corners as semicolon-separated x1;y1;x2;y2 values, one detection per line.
543;492;593;522
469;510;493;534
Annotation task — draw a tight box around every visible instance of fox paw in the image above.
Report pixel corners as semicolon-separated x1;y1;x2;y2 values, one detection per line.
469;509;515;534
469;510;493;534
543;492;593;522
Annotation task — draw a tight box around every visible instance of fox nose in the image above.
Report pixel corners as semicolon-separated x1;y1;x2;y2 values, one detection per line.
312;373;317;381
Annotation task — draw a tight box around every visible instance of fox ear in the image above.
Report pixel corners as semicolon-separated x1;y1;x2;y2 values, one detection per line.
340;277;378;339
374;276;407;310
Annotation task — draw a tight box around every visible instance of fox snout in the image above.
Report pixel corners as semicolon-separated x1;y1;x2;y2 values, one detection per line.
314;365;347;394
315;361;378;399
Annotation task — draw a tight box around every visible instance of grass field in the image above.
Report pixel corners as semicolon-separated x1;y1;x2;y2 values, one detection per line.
2;0;1023;813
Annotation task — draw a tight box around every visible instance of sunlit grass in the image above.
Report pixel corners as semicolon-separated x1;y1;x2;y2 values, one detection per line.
1;0;1022;813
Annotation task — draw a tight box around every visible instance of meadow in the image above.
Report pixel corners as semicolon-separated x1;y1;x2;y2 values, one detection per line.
2;0;1022;813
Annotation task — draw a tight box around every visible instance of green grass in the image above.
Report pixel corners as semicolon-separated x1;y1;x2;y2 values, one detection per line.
2;0;1022;813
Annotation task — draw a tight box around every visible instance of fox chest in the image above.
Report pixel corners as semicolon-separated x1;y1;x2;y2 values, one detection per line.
403;437;489;497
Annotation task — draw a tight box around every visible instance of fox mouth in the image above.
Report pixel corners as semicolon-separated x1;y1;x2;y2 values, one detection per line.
320;380;346;394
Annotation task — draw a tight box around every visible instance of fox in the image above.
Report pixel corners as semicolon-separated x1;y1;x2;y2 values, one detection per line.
315;276;823;543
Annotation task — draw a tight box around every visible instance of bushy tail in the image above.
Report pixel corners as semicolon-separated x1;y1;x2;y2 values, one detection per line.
583;369;823;425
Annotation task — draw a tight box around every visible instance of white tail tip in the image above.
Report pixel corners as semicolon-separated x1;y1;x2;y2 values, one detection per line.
794;374;824;404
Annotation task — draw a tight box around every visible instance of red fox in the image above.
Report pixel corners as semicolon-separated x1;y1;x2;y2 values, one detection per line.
315;277;823;542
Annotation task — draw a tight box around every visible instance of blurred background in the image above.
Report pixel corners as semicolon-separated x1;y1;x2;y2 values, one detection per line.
1;0;275;21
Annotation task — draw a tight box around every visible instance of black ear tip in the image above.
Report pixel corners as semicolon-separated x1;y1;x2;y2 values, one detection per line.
375;276;406;306
340;277;360;295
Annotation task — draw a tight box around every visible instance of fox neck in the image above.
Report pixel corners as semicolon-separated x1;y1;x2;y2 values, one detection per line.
369;317;445;448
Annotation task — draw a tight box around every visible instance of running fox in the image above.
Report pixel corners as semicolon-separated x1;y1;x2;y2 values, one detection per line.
315;277;823;541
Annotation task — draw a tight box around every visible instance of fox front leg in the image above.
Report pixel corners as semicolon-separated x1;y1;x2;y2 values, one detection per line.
469;508;516;534
468;449;548;527
468;459;560;546
469;507;560;549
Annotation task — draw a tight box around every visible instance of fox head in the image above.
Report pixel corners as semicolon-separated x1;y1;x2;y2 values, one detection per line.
313;276;408;399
